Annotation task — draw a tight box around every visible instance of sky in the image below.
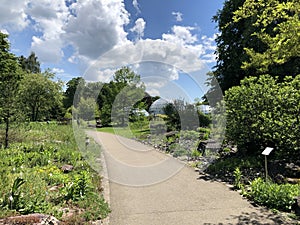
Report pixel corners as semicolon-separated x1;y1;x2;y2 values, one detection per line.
0;0;225;102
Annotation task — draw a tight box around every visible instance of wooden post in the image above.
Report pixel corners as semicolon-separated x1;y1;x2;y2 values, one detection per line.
265;155;268;181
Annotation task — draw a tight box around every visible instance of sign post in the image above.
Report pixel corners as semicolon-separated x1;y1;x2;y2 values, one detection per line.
261;147;274;181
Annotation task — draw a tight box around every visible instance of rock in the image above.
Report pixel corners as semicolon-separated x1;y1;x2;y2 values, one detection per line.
285;163;300;178
0;213;60;225
286;177;300;184
294;196;300;216
274;174;285;184
61;164;74;173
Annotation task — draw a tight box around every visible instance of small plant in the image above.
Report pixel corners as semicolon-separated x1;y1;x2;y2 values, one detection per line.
249;177;300;211
1;177;26;211
233;167;243;190
191;149;201;160
61;171;91;201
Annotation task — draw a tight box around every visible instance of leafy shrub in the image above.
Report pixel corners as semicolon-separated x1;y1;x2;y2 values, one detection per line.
233;167;242;189
225;75;300;156
249;177;300;211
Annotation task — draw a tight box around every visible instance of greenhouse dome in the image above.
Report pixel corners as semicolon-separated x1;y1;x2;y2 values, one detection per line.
149;98;169;115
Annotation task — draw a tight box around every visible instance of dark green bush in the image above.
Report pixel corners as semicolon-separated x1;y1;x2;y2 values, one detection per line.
225;75;300;156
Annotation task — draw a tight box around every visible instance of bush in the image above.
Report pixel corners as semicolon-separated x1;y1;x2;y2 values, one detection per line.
249;177;300;211
225;75;300;156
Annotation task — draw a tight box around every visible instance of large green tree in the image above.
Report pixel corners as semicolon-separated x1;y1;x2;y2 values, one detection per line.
64;77;85;110
0;32;22;148
212;0;299;92
233;0;300;76
97;67;144;126
19;71;64;121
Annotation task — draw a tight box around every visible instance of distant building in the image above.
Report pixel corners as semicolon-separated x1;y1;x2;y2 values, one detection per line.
149;99;169;115
197;104;211;114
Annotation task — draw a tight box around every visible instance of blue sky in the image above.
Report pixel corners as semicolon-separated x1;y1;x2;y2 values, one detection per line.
0;0;224;102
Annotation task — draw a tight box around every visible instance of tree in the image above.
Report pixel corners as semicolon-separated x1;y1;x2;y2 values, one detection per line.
19;71;64;121
212;0;299;92
18;52;41;73
163;100;202;131
225;75;300;157
113;66;141;85
212;0;262;92
64;77;85;110
97;67;144;126
0;32;22;148
77;97;99;121
233;0;300;77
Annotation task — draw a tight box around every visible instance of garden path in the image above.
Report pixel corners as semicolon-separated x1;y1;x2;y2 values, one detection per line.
87;131;283;225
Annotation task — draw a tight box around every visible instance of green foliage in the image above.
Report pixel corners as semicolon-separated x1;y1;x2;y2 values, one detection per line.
18;72;64;121
249;177;300;211
1;177;25;210
212;0;299;92
18;52;41;74
163;100;207;131
225;75;300;156
97;67;144;126
0;124;110;222
61;171;91;202
233;0;300;75
233;167;243;190
0;31;23;148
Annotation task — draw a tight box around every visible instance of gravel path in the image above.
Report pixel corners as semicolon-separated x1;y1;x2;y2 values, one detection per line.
87;131;284;225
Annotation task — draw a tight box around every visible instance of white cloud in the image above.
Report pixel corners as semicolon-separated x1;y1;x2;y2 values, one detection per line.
163;26;197;45
130;18;146;40
63;0;130;61
27;0;69;63
132;0;141;14
0;0;29;31
31;36;64;63
172;11;183;22
52;67;64;74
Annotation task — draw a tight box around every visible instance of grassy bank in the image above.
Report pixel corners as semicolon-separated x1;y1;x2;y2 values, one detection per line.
0;122;110;224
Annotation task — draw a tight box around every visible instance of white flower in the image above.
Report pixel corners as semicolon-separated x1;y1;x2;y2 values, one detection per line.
9;195;13;201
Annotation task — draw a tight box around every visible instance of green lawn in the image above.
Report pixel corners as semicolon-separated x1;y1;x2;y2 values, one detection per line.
97;126;150;140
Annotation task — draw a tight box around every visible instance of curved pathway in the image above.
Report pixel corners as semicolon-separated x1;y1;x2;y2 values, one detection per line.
87;131;283;225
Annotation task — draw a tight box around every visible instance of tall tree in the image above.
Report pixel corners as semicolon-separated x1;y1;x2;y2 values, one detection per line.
212;0;299;92
97;67;144;126
233;0;300;77
18;52;41;73
64;77;85;110
0;32;22;148
212;0;261;91
19;71;63;121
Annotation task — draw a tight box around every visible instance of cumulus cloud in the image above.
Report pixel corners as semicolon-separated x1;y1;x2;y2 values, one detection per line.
172;11;183;22
27;0;68;63
130;18;146;40
63;0;130;61
0;0;217;98
163;26;197;45
132;0;141;14
0;0;29;31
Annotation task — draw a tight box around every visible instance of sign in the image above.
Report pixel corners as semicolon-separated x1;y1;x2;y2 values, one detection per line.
262;147;274;156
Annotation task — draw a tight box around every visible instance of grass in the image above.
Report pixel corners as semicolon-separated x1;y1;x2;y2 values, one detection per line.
0;122;110;224
97;125;150;140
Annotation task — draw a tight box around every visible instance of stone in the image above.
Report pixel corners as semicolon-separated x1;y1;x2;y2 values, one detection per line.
294;196;300;216
61;164;74;173
0;213;60;225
